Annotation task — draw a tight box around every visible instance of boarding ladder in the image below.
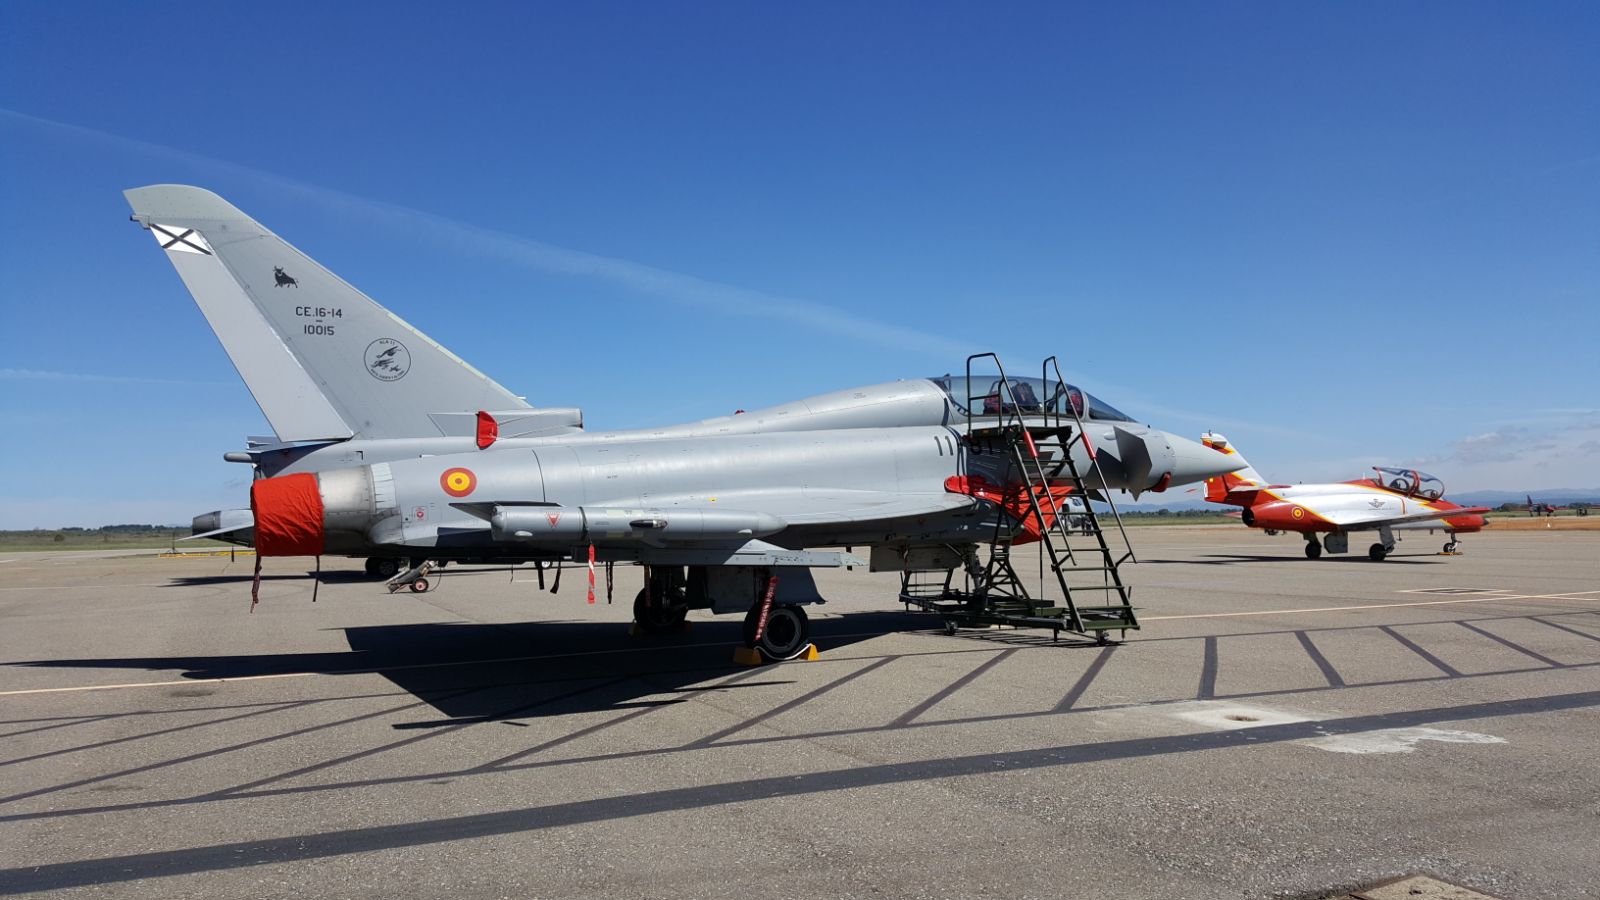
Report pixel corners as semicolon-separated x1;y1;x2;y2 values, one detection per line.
900;353;1140;642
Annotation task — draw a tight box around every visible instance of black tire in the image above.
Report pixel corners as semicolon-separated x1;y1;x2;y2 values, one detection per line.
375;558;401;579
409;577;430;593
1368;543;1388;561
1304;541;1322;559
743;604;810;660
633;588;688;633
364;558;382;577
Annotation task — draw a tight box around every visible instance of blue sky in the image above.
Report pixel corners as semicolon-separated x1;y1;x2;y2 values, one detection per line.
2;2;1597;527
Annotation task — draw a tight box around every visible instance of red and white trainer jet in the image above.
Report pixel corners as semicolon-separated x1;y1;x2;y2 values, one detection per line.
1198;433;1490;561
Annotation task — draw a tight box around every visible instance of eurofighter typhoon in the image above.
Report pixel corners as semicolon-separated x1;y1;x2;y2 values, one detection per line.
127;185;1239;657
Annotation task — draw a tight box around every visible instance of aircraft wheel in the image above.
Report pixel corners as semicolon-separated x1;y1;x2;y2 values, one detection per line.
1444;540;1459;553
632;589;688;633
743;603;810;660
373;558;401;579
363;558;381;577
409;577;430;593
1368;543;1388;561
1304;541;1322;559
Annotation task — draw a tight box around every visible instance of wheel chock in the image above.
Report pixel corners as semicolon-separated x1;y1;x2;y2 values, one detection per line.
732;643;820;666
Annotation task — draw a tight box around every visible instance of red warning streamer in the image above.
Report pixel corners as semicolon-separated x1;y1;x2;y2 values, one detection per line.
586;544;597;605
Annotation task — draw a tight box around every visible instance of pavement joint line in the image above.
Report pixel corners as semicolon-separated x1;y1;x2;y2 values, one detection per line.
1142;589;1600;622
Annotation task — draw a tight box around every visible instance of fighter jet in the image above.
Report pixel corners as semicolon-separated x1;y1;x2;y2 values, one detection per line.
127;184;1238;654
1198;433;1489;560
1525;495;1567;517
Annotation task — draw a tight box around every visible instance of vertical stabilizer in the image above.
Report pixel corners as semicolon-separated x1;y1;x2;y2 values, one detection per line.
126;185;529;442
1199;432;1267;502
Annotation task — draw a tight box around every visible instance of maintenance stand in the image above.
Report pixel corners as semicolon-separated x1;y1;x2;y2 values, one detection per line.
900;354;1140;644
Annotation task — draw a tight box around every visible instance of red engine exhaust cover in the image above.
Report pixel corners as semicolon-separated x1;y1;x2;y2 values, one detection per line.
250;473;326;556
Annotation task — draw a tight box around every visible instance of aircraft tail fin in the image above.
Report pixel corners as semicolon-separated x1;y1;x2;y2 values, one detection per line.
125;185;529;442
1199;432;1268;502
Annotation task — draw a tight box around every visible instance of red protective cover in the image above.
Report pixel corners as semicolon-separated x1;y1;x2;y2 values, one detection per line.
476;410;499;449
251;473;325;556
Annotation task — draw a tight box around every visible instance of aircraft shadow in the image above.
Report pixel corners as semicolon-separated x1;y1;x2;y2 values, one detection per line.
7;612;923;725
167;572;379;586
1140;554;1442;566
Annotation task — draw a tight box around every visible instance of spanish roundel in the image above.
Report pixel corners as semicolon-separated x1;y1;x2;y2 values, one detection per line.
440;467;477;497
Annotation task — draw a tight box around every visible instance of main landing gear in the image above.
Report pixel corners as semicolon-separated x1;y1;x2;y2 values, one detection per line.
743;603;811;660
1442;539;1460;554
1303;537;1322;559
632;567;690;634
364;557;401;579
1367;525;1398;562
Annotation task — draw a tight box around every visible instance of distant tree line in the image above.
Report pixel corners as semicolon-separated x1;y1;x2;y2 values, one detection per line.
1119;509;1232;518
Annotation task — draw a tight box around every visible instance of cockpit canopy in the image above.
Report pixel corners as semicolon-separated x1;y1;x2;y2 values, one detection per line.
1373;466;1444;501
929;375;1136;423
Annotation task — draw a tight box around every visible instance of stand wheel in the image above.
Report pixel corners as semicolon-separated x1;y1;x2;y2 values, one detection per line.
1304;541;1323;559
1368;543;1389;561
633;588;689;633
409;577;430;593
743;604;810;660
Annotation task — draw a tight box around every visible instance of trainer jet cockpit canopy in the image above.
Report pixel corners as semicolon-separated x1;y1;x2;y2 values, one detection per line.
1372;466;1444;501
930;375;1137;423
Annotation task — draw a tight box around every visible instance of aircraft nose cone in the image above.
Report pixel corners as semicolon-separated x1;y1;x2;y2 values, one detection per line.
1164;432;1243;487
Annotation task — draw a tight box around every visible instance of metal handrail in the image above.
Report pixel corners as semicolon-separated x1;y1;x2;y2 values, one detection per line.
1042;355;1138;565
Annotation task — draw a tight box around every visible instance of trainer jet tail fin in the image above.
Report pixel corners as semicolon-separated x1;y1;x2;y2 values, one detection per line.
1198;432;1269;502
125;184;529;442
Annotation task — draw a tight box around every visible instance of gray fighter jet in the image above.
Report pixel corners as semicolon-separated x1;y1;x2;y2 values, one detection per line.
128;185;1237;655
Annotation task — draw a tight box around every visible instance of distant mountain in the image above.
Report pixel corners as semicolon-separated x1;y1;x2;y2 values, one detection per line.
1451;489;1600;507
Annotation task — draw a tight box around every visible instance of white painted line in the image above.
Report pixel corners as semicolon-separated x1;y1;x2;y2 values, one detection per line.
1304;727;1505;755
1143;590;1600;622
0;583;177;591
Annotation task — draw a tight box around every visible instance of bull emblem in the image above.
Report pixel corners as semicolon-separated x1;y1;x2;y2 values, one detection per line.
273;266;299;288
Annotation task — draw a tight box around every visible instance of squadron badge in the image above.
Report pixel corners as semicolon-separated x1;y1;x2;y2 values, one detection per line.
365;338;411;382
